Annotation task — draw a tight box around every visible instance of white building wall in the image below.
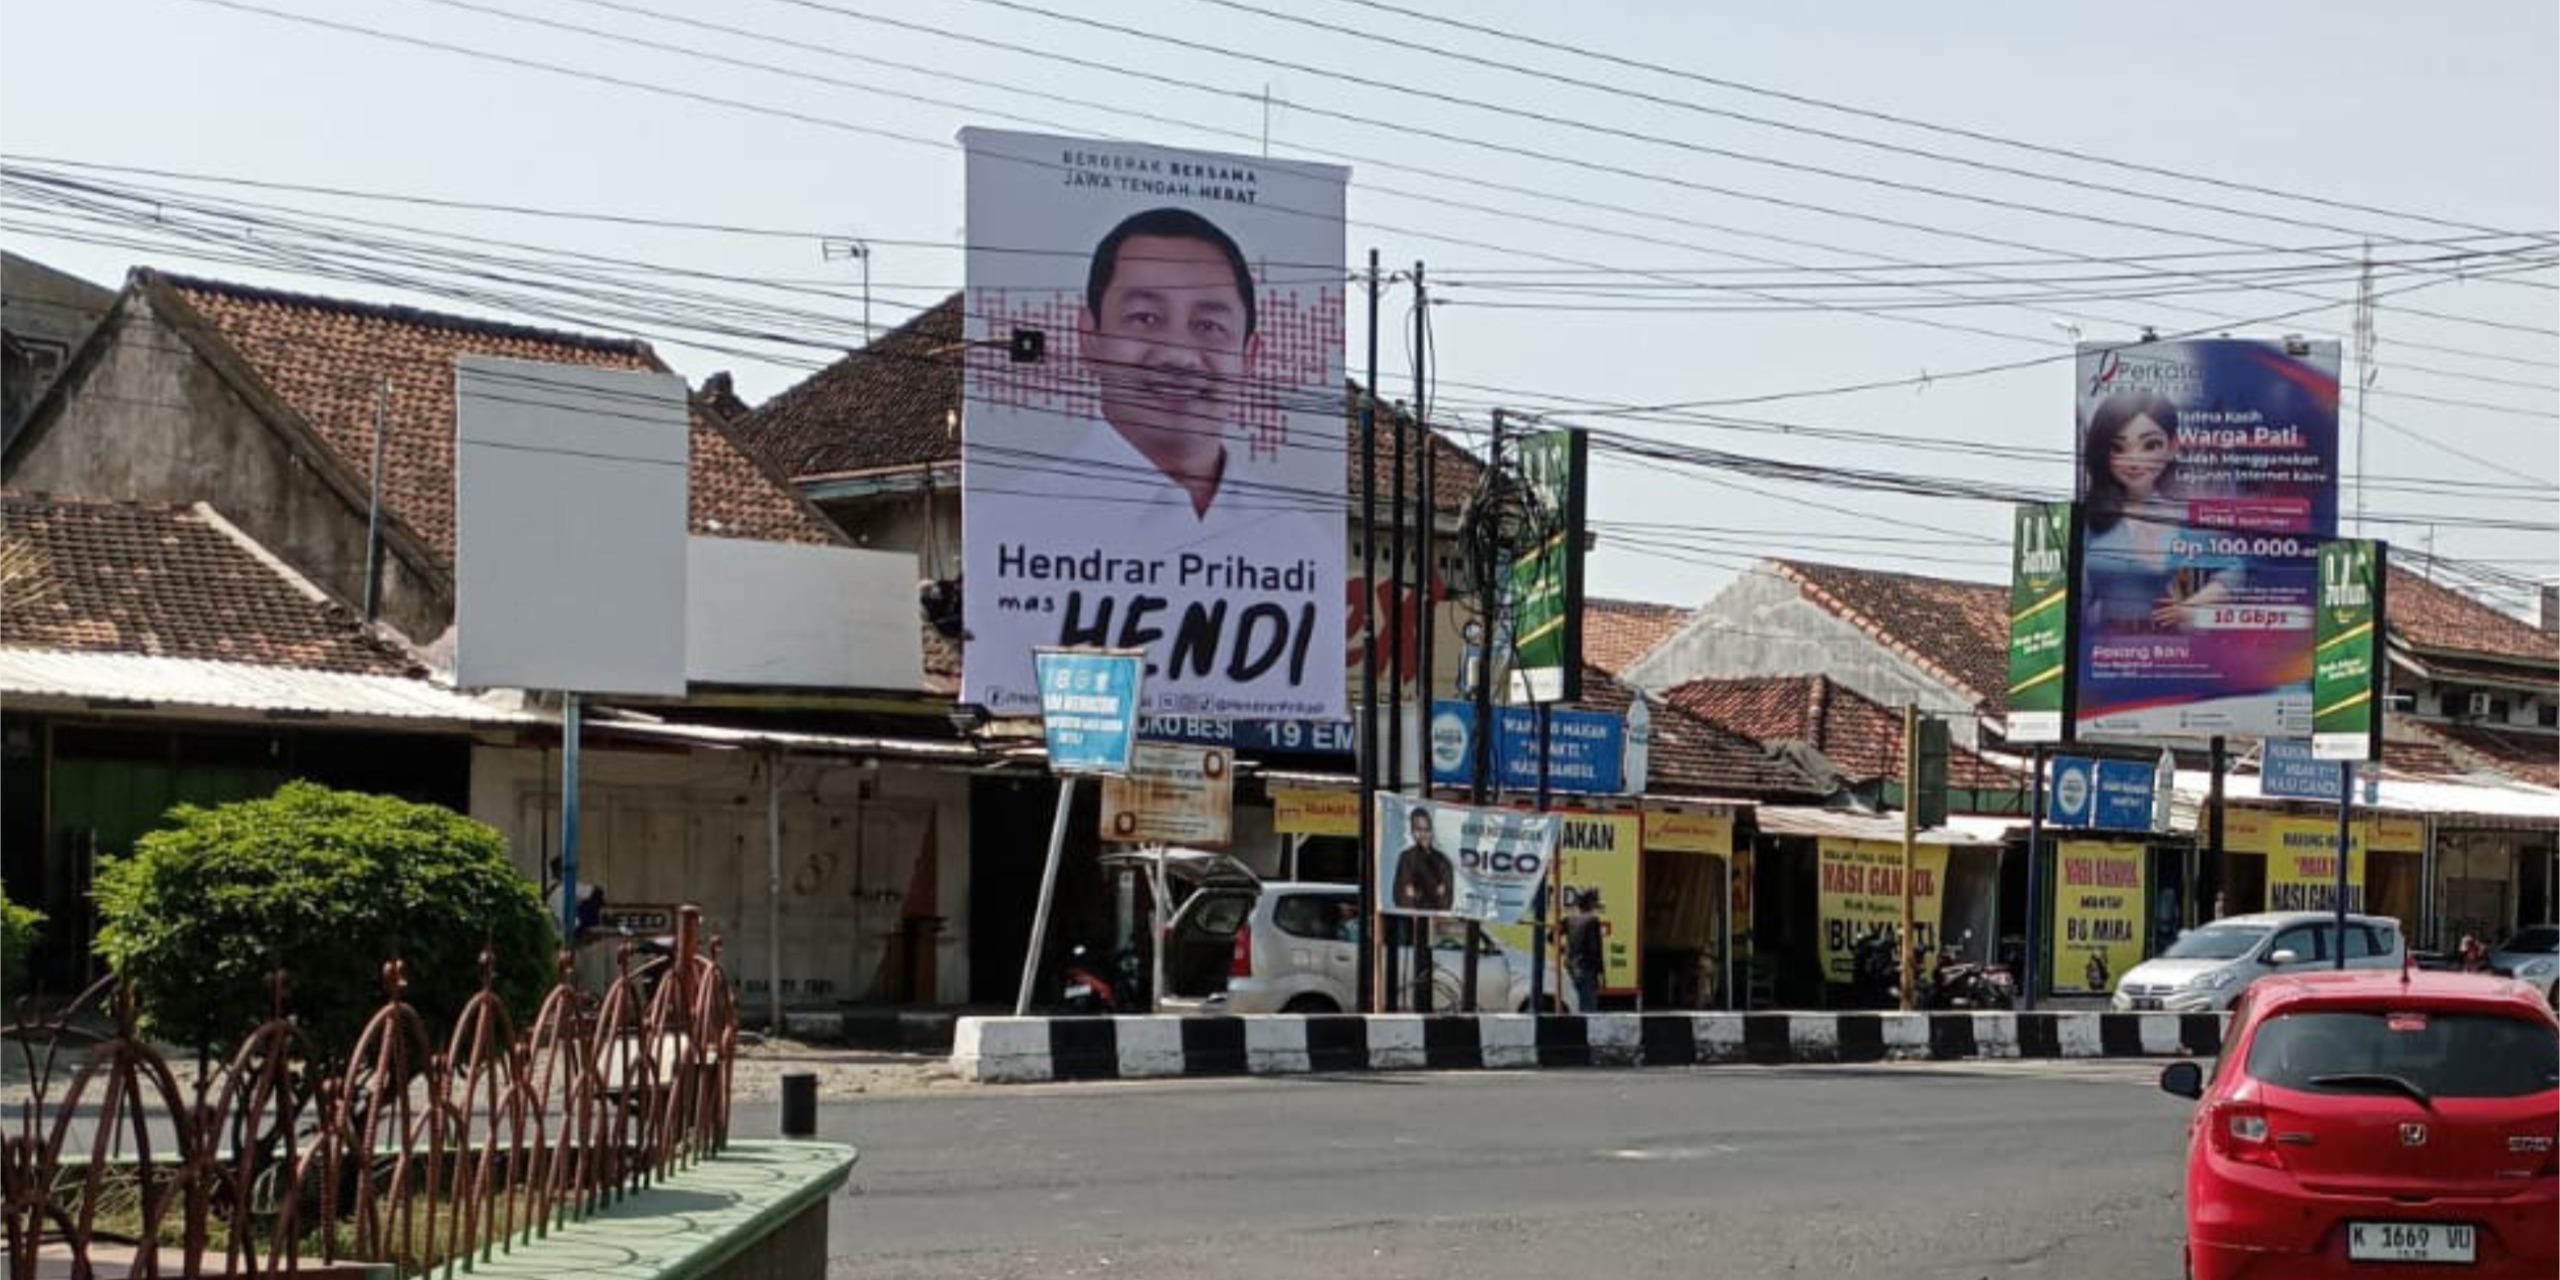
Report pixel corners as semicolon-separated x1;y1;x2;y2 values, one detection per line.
470;739;971;1008
1622;568;1991;749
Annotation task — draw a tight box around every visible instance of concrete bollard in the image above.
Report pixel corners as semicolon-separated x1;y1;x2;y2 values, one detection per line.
780;1072;818;1138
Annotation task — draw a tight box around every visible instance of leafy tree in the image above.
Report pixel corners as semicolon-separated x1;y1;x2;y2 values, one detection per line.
94;782;552;1058
1;882;41;1001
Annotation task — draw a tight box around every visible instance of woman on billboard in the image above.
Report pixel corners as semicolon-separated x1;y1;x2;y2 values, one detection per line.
2081;390;2236;633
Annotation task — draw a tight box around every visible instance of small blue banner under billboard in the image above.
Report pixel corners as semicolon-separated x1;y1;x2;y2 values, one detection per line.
1426;700;1626;795
2049;756;2157;831
2259;739;2340;802
1033;648;1143;775
1138;716;1356;759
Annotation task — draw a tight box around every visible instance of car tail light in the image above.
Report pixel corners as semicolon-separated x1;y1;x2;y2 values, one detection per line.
2209;1104;2286;1170
1230;924;1253;978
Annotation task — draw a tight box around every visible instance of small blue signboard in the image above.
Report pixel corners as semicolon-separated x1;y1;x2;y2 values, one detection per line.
1033;649;1143;775
2049;756;2156;831
1137;716;1356;758
2259;739;2342;802
1425;700;1627;795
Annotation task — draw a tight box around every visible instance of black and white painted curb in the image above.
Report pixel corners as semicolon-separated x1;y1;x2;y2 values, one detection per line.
952;1010;2227;1084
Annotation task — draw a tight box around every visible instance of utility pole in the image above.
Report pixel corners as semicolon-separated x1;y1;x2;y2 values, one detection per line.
2353;242;2375;539
1387;265;1413;1014
1899;702;1920;1014
1468;406;1509;1019
362;378;389;623
1357;250;1381;1013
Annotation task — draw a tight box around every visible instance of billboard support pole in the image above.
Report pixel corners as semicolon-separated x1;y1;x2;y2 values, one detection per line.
559;692;582;942
2334;761;2354;970
1531;701;1552;1013
1386;269;1413;1015
1899;703;1920;1014
1473;410;1507;1011
766;749;784;1035
1357;249;1381;1014
1013;777;1078;1017
2207;735;2227;922
2023;744;2046;1011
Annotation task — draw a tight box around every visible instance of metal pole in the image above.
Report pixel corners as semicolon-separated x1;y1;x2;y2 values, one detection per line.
1013;778;1078;1017
1473;410;1509;1014
1899;703;1919;1014
2335;761;2354;970
559;692;582;941
1388;270;1415;1015
2206;735;2227;920
1149;847;1169;1014
362;378;388;623
1530;701;1552;1015
2023;743;2047;1011
766;750;784;1034
1357;249;1381;1014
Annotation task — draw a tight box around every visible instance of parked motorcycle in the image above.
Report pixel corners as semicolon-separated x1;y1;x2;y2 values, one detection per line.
1924;929;2017;1010
1849;927;1902;1009
1059;944;1120;1015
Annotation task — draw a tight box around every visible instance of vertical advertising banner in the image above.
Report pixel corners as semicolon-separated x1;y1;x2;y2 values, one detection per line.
1506;427;1588;705
2264;816;2368;913
2006;502;2076;743
961;129;1350;720
2312;540;2388;762
1815;839;1949;984
1555;812;1641;995
1374;794;1560;923
2048;840;2146;996
2073;339;2340;738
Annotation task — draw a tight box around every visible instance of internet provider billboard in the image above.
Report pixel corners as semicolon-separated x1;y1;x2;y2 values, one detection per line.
2072;338;2340;739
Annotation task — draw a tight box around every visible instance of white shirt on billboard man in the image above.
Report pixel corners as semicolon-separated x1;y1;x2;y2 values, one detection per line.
1075;207;1328;550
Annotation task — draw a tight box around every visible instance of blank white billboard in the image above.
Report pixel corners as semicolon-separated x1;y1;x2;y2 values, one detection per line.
453;356;689;696
684;537;923;690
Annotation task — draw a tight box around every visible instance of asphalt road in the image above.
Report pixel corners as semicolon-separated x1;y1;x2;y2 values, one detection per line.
762;1059;2197;1280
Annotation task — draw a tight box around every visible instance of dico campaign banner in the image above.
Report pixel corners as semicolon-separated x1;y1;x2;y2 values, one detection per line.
2049;840;2146;996
1373;793;1558;924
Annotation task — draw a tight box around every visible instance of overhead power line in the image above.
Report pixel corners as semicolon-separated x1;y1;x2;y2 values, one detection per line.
1327;0;2538;240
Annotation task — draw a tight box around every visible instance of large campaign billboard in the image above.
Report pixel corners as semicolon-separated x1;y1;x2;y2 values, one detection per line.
2072;338;2341;739
960;128;1350;720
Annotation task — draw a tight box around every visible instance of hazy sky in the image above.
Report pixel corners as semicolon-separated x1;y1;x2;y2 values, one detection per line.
7;0;2553;612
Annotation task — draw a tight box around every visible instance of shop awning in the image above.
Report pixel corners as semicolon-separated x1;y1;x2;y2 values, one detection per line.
2169;767;2560;833
0;648;532;728
1753;806;2006;846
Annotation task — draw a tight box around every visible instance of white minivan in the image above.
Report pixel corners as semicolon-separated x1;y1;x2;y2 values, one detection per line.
2111;910;2405;1012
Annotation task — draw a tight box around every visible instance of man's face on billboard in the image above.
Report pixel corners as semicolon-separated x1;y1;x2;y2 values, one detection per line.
1083;233;1258;449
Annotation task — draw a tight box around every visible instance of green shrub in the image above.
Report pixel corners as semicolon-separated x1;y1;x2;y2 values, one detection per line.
94;782;552;1058
1;882;42;998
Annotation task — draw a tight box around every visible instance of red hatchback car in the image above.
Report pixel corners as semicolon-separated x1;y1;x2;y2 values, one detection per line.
2161;968;2559;1278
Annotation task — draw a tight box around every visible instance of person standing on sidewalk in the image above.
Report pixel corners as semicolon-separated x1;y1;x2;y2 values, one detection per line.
1562;889;1607;1013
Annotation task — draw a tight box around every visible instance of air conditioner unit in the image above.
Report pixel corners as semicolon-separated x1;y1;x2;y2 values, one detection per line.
2466;691;2493;720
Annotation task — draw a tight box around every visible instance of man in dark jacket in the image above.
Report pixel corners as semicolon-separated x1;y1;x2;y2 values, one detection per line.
1562;889;1607;1012
1390;805;1455;912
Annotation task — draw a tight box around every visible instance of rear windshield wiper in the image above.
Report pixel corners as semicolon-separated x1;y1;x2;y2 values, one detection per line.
2307;1072;2435;1108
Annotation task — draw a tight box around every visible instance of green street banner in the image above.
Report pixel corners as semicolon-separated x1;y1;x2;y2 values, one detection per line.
2312;540;2387;761
1506;427;1587;705
2005;502;2075;743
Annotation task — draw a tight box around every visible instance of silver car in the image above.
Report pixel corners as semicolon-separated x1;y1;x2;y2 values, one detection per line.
2111;910;2405;1012
2486;924;2560;1005
1162;879;1573;1015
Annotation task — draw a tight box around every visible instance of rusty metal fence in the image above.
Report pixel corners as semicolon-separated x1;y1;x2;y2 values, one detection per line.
3;906;736;1279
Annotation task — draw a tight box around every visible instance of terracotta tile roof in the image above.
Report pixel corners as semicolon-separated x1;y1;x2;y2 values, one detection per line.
1583;598;1690;676
733;292;1481;511
2;492;417;675
151;271;841;563
2379;733;2462;780
1576;665;1823;799
2405;720;2560;790
1664;674;2016;790
1769;559;2011;712
2388;566;2557;666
